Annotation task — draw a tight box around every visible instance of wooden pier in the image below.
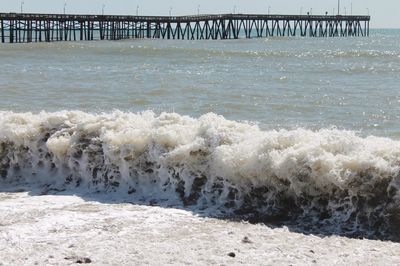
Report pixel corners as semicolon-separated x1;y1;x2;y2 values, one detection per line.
0;13;370;43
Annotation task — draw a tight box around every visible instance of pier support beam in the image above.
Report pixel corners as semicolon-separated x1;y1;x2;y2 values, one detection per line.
0;13;371;43
0;20;4;43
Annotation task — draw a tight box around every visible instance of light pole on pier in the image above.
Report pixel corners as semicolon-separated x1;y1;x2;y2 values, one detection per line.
268;6;271;15
233;5;236;14
136;5;139;16
337;0;340;15
351;2;353;15
102;4;105;15
63;0;67;15
366;8;369;15
20;1;24;13
197;5;200;15
169;6;172;16
300;6;303;15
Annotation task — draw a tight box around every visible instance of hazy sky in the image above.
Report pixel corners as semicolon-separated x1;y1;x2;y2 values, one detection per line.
1;0;399;28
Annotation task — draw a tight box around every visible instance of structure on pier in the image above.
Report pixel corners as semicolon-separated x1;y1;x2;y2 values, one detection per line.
0;13;370;43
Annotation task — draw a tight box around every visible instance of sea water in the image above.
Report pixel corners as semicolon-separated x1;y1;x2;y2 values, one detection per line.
1;30;400;264
1;29;399;136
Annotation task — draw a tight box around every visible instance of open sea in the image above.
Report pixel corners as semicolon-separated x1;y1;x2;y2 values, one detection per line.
1;29;400;136
1;29;400;265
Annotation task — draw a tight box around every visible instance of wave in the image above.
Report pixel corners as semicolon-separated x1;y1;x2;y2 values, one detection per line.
3;39;399;62
126;46;400;59
1;110;400;239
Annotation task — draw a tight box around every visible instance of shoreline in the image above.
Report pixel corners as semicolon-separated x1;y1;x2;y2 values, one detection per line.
1;191;400;265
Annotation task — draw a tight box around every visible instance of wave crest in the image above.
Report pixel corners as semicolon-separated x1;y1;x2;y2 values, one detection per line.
1;110;400;239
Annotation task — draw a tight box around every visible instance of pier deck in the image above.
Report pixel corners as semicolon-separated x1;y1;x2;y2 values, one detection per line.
0;13;371;43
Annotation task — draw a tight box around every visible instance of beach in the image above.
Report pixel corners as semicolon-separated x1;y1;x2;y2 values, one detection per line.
1;189;400;266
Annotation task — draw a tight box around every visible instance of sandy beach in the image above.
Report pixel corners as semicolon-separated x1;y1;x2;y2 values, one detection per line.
1;188;400;266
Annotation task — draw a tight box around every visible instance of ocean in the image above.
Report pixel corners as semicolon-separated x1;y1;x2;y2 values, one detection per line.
1;30;400;265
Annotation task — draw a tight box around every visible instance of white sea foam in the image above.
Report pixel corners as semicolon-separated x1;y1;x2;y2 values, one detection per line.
0;110;399;239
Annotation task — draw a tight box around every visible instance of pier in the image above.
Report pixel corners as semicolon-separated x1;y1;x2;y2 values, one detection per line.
0;13;370;43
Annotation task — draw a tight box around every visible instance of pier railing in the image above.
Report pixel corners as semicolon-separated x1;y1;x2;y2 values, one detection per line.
0;13;371;43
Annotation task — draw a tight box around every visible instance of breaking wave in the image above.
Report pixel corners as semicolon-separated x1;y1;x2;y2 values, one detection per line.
1;110;400;240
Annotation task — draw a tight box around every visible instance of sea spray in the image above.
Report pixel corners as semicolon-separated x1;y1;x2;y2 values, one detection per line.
0;110;399;239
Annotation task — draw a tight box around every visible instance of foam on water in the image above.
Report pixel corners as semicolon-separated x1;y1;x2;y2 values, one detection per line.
0;110;400;239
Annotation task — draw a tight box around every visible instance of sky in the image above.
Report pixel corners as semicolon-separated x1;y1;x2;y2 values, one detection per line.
1;0;399;28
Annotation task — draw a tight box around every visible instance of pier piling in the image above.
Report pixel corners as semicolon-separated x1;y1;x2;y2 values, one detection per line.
0;13;371;43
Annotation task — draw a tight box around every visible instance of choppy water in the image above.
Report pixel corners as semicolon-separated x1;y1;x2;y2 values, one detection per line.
1;29;399;137
1;30;400;241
